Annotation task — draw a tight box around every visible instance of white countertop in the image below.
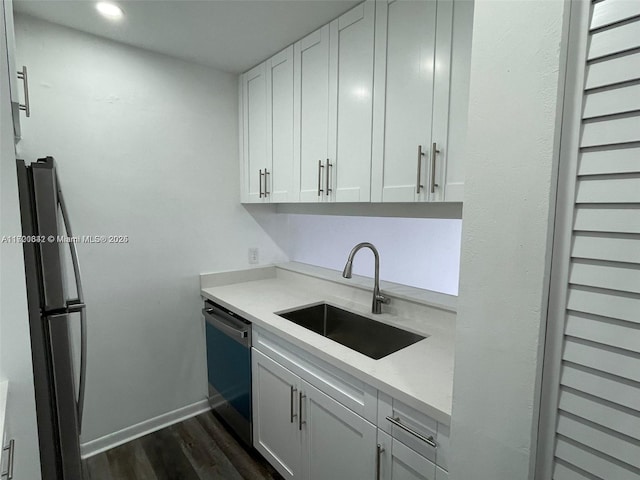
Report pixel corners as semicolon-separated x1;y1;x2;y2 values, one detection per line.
201;266;455;425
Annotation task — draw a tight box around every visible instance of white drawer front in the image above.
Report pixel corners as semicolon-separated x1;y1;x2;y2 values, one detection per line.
378;391;449;470
253;327;377;423
378;392;437;462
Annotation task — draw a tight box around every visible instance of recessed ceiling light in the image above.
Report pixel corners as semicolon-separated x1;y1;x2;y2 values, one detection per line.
96;2;123;20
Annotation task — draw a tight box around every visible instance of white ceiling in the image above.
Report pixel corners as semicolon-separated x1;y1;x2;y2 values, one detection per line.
13;0;359;73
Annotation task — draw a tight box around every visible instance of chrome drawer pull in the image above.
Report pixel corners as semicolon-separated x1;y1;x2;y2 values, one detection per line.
386;416;437;448
299;392;306;430
376;443;384;480
317;160;324;196
416;145;425;193
430;142;440;193
290;386;297;423
17;66;30;118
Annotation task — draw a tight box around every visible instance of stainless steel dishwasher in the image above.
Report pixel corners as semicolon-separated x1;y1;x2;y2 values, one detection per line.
203;300;252;446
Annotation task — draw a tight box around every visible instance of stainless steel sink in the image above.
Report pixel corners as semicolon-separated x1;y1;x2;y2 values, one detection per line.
277;303;426;360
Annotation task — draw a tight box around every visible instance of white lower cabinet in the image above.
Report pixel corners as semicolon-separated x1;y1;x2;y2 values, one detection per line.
252;349;302;479
377;392;450;473
304;381;376;479
251;328;450;479
377;430;436;480
252;347;377;480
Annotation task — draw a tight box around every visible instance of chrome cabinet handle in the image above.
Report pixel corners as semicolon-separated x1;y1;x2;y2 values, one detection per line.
17;66;30;117
264;168;270;197
290;386;297;423
416;145;425;194
376;443;384;480
259;169;264;198
430;142;440;193
299;392;306;430
317;160;324;196
386;416;437;448
2;439;15;480
325;159;332;196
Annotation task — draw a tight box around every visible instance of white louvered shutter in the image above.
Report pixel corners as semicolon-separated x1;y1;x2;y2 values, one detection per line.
537;1;640;479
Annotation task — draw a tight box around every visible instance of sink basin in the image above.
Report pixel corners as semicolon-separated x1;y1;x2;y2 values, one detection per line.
277;303;426;360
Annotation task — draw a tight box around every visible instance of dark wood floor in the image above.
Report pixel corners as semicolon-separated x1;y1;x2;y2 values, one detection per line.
82;411;283;480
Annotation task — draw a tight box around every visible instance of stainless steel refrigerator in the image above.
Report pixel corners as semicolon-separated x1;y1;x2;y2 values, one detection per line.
16;156;87;480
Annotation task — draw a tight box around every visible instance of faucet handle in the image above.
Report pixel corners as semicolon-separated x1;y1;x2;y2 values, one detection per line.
376;294;391;305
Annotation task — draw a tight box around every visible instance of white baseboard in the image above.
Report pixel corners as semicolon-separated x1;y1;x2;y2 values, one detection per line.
80;399;211;459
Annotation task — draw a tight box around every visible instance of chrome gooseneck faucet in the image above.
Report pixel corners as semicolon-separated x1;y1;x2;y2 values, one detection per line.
342;242;390;314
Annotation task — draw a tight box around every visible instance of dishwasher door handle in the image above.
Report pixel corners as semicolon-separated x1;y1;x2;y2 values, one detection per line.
203;308;250;344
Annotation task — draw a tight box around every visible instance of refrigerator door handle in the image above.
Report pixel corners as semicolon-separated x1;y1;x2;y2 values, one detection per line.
57;182;87;434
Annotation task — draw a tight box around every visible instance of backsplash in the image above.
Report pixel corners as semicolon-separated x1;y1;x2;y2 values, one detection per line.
281;214;462;295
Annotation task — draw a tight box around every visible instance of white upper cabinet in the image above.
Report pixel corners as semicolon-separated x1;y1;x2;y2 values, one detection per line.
240;0;471;204
241;62;269;203
441;0;473;201
371;0;438;203
371;0;455;203
295;1;375;204
294;25;331;203
2;0;23;141
268;46;296;202
329;1;375;202
241;46;296;203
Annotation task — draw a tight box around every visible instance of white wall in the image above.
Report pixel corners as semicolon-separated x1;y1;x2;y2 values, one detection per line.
15;14;287;446
0;8;42;480
450;1;569;479
282;214;461;295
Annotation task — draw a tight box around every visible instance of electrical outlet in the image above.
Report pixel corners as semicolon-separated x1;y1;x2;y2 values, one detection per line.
248;248;259;265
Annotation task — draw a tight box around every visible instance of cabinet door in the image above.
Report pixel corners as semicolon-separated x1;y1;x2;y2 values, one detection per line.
294;25;331;203
378;430;437;480
371;0;437;203
302;380;377;480
430;0;454;202
442;0;472;202
377;392;437;464
242;62;269;203
329;0;375;202
252;349;302;480
267;46;296;202
2;0;21;140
